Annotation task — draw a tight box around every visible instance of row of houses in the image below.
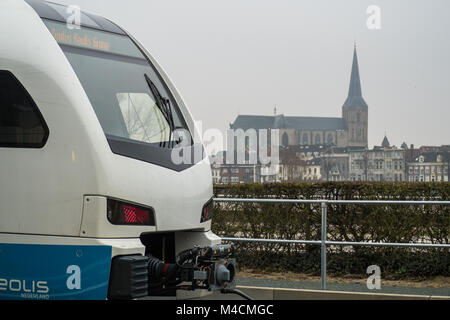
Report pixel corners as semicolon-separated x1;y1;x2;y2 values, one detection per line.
210;138;450;184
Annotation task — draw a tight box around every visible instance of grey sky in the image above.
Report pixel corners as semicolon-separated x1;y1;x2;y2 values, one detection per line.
53;0;450;149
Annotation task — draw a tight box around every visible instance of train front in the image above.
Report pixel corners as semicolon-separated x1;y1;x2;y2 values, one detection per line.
0;0;235;300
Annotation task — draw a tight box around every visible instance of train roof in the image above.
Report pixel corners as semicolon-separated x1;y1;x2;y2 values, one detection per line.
25;0;126;35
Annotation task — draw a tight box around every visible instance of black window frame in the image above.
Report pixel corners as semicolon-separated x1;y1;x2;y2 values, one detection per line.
0;70;49;149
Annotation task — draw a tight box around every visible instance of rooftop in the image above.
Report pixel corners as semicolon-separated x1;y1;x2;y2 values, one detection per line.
231;114;346;131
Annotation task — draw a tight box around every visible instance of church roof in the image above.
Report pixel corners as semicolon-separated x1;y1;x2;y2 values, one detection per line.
343;46;368;109
230;114;346;131
230;45;368;134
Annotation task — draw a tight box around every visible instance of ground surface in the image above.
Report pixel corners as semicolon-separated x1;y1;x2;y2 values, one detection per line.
235;269;450;296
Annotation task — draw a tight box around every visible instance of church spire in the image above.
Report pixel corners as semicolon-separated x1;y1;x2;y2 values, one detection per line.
349;44;362;97
343;46;368;109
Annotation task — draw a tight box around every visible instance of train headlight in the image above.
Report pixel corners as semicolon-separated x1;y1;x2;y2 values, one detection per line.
107;199;155;226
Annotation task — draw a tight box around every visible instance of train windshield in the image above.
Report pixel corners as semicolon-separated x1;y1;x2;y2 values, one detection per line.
43;19;189;147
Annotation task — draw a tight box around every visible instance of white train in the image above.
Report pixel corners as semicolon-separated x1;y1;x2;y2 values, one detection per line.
0;0;235;300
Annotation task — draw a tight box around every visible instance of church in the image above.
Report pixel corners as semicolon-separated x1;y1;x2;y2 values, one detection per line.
230;46;369;149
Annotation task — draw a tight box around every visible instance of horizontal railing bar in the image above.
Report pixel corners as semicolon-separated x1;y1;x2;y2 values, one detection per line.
221;237;321;245
325;241;450;248
213;198;450;205
221;237;450;248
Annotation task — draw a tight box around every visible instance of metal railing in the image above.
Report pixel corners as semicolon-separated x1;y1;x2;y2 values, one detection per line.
213;197;450;290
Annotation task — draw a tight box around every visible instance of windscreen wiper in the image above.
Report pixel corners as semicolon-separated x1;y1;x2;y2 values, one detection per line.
144;73;175;148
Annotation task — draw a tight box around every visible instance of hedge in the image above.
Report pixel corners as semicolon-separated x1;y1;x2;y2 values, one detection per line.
212;182;450;279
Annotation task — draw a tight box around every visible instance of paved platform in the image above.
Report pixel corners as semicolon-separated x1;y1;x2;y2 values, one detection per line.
195;285;450;300
236;276;450;297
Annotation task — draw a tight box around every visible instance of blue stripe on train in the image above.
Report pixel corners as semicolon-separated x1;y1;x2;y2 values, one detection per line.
0;243;112;300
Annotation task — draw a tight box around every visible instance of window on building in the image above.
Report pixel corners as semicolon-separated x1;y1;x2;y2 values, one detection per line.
302;133;308;145
314;133;321;145
282;132;289;147
327;133;333;144
0;71;49;147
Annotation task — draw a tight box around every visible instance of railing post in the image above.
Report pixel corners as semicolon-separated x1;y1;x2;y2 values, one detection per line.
321;201;327;290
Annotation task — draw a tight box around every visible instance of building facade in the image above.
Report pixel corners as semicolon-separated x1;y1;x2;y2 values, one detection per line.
348;136;406;182
210;151;261;184
406;152;449;182
320;147;350;181
211;144;449;184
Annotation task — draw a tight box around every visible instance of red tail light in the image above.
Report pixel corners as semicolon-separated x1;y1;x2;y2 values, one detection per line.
107;199;155;226
201;199;213;223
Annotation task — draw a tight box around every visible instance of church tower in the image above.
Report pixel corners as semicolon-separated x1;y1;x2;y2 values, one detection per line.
342;45;368;148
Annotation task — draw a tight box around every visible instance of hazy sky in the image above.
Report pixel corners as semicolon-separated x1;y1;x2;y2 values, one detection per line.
53;0;450;149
